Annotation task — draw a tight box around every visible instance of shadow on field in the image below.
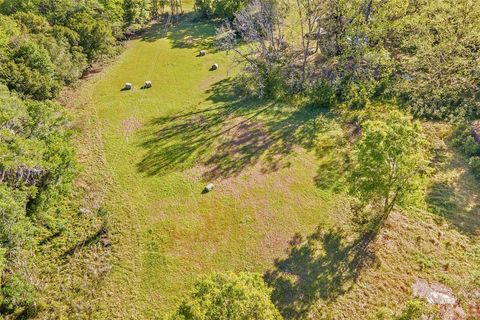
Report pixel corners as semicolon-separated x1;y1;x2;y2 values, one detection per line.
137;78;334;179
426;142;480;236
140;12;218;51
265;227;376;319
61;225;109;259
427;180;480;236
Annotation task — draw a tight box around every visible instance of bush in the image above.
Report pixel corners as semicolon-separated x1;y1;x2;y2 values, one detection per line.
371;299;439;320
262;65;287;99
307;79;337;108
195;0;215;17
340;81;372;109
195;0;246;20
397;299;438;320
469;156;480;178
169;272;282;320
214;0;246;20
463;136;480;157
237;62;287;100
452;123;480;178
1;273;37;315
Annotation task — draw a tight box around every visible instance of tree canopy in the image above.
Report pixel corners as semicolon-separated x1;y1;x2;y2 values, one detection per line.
348;110;428;221
170;272;282;320
217;0;480;119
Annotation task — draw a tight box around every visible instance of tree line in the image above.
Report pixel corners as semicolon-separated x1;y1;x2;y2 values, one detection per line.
0;0;175;316
216;0;480;120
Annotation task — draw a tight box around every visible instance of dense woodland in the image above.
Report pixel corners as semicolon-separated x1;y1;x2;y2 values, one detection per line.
216;0;480;118
0;0;479;318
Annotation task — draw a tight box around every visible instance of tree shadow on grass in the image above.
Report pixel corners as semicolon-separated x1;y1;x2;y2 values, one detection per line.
137;78;335;179
426;140;480;236
140;12;218;51
426;180;480;236
265;227;377;319
202;105;333;179
205;78;239;104
136;101;268;177
61;225;109;260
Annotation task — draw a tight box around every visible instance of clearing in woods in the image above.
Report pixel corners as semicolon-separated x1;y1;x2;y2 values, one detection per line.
71;9;480;320
73;13;340;318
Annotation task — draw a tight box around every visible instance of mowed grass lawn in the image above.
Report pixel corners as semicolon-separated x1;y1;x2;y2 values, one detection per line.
74;15;345;318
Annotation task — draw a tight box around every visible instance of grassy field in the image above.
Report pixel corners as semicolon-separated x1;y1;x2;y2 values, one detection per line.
68;12;480;320
71;14;344;318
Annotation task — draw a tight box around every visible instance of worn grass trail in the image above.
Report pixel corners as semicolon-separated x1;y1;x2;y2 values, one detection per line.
76;16;338;318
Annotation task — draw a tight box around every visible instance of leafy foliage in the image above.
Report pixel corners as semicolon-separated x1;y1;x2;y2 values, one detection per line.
348;110;428;219
0;88;76;315
453;122;480;178
170;272;282;320
218;0;480;118
195;0;246;20
0;0;172;100
373;299;439;320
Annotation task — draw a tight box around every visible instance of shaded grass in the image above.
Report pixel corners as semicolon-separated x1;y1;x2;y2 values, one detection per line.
137;82;336;181
425;123;480;236
265;228;375;319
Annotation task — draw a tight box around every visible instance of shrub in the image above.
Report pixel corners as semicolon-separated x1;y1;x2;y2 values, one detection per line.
213;0;247;20
469;156;480;178
169;272;282;320
195;0;215;17
1;273;38;316
339;81;372;109
463;136;480;157
452;123;480;179
262;64;287;99
397;299;438;320
307;79;337;109
371;299;439;320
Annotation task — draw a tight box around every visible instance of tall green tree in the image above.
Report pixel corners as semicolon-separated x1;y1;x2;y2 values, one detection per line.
348;110;428;222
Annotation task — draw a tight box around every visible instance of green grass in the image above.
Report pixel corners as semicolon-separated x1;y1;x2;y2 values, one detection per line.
72;15;343;318
68;14;480;320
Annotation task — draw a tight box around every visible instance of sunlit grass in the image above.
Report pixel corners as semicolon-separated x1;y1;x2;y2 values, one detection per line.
72;13;480;320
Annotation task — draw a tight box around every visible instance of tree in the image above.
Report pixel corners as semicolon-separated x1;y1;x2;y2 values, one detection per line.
170;272;282;320
294;0;322;86
216;0;290;98
67;10;115;60
348;110;428;224
195;0;246;20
